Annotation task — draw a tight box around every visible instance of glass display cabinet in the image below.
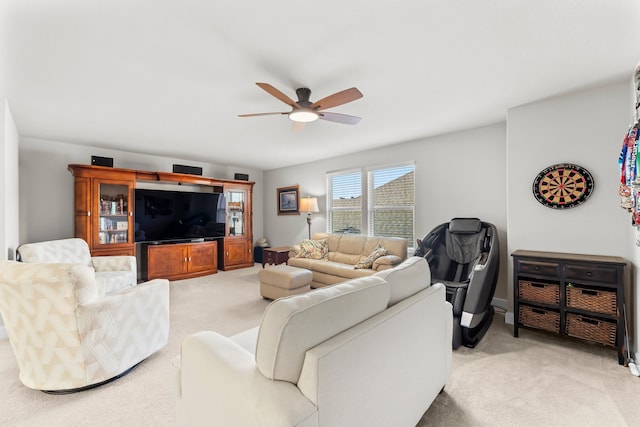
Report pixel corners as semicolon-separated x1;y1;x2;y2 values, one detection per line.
68;165;136;256
221;183;254;270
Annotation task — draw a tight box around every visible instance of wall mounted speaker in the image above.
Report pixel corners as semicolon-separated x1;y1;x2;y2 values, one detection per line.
91;156;113;167
173;164;203;176
234;173;249;181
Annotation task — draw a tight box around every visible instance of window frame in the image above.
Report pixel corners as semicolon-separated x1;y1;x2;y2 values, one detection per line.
327;161;415;249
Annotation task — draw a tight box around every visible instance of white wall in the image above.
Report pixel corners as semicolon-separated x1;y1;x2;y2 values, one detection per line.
263;123;509;300
18;137;264;246
628;65;640;363
2;100;19;260
1;99;20;338
507;79;635;354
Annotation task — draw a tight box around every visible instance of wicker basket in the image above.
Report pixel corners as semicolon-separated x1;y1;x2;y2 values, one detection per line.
518;305;560;333
565;313;616;347
518;280;560;305
566;285;617;315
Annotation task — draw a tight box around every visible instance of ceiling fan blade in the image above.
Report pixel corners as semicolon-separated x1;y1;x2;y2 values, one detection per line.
319;112;361;125
238;112;288;117
255;83;301;109
310;87;363;110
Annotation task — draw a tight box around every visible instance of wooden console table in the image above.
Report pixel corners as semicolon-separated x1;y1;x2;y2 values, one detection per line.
262;247;291;268
512;250;627;365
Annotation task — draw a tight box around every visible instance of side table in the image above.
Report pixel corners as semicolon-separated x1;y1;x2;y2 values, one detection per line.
254;246;270;264
262;246;291;268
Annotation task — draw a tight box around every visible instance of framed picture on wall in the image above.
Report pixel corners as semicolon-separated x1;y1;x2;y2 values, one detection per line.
277;185;300;215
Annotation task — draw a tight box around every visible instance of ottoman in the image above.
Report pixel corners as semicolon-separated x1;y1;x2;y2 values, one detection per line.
259;265;312;299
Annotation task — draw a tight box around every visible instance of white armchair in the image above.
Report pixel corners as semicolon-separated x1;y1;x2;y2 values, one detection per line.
17;238;137;295
0;260;169;393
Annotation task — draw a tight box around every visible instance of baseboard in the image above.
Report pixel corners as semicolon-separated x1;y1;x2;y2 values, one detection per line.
505;311;514;325
491;297;513;324
491;297;507;311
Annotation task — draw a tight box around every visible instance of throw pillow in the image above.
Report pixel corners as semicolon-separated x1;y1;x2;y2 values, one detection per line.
296;239;329;260
355;244;388;269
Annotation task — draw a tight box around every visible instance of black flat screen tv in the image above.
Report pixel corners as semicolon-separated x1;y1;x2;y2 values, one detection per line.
134;188;225;243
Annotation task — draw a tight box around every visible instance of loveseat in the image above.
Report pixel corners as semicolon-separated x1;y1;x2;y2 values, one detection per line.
288;232;408;288
174;257;453;426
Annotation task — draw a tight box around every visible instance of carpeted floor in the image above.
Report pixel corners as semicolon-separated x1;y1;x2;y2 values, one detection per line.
1;264;638;426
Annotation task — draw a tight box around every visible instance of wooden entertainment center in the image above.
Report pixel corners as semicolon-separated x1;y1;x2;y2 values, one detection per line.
68;164;255;280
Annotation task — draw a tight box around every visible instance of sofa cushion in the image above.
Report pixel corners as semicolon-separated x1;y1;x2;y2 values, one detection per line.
288;258;376;280
374;256;431;306
18;238;92;266
95;271;136;296
255;275;390;384
375;237;408;258
355;244;388;269
296;239;328;260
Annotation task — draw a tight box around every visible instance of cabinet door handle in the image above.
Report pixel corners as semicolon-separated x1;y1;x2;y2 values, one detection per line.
534;266;540;271
586;271;593;277
87;211;91;216
184;257;188;262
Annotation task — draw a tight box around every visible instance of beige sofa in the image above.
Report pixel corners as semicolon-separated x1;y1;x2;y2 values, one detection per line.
288;233;408;288
174;257;453;427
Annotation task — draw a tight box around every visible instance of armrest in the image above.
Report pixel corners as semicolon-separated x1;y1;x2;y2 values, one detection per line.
75;279;170;374
91;255;136;273
372;255;403;271
289;245;301;258
176;331;317;427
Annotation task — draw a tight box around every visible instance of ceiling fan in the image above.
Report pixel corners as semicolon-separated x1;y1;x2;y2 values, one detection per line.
238;83;363;127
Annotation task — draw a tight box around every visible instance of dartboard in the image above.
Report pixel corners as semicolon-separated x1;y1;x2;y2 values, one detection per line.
532;163;594;209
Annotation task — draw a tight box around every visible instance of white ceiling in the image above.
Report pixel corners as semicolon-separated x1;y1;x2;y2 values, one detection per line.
4;1;640;170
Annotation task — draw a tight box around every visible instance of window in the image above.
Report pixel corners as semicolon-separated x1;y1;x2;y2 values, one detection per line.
368;164;415;242
328;163;415;246
327;170;362;234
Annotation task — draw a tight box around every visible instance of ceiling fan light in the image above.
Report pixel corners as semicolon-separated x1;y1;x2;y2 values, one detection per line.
288;109;319;123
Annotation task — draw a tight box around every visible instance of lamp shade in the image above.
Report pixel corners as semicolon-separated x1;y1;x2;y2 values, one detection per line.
300;197;320;213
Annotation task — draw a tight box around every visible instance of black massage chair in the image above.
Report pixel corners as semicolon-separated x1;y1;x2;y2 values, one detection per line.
414;218;499;349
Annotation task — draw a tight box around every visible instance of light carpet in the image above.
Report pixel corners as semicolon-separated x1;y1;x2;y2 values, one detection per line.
1;264;638;426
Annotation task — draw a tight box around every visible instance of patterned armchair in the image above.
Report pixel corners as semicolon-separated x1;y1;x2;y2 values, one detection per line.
17;238;136;295
0;261;169;393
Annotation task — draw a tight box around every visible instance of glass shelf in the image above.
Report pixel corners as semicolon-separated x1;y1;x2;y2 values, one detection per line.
98;183;130;245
